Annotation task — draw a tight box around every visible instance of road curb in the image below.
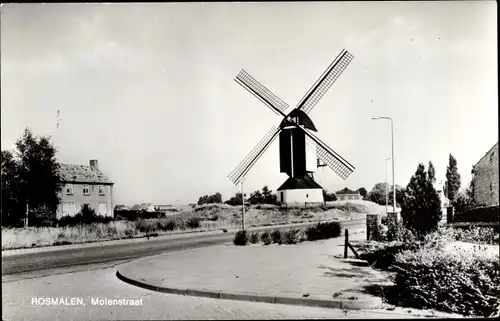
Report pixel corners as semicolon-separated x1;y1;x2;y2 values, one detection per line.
116;270;382;310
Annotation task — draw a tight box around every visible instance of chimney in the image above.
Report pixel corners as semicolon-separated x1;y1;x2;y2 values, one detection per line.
90;160;98;171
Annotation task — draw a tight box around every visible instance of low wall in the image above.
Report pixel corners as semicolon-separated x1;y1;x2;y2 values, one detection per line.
453;205;499;223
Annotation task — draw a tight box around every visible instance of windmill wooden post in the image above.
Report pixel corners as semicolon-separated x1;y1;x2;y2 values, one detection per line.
228;49;356;206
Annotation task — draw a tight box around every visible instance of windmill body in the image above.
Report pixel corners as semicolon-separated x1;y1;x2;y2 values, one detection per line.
228;49;356;206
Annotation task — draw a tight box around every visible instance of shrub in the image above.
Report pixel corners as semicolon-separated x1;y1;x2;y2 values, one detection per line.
134;219;157;234
260;231;272;245
106;225;117;237
187;217;201;229
271;229;283;244
305;225;322;241
442;226;499;245
391;247;500;317
249;232;260;244
57;213;113;226
124;227;136;238
318;221;342;239
233;230;248;246
284;228;301;244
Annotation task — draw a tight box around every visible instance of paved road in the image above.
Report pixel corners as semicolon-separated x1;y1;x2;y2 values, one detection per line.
2;219;364;278
2;247;431;320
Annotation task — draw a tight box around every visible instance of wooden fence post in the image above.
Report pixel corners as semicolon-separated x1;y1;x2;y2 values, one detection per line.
344;229;348;259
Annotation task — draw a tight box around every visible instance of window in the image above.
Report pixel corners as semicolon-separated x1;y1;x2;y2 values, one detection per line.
98;185;105;195
65;184;73;195
83;185;90;195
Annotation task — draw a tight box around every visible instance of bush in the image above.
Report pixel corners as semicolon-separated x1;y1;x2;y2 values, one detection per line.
440;226;499;245
134;219;158;234
271;229;283;244
249;232;260;244
261;231;272;245
304;221;342;241
187;217;201;229
369;223;388;242
283;228;301;244
57;213;113;227
391;247;500;317
124;227;136;238
233;230;248;246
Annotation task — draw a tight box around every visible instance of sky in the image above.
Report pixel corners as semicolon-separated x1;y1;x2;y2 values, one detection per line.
1;2;497;205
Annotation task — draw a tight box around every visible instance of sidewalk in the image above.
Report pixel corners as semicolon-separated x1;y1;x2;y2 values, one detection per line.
117;228;463;318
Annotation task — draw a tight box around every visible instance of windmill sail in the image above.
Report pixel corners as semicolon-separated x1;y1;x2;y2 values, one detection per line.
301;126;355;180
235;69;289;117
228;125;281;185
296;50;354;115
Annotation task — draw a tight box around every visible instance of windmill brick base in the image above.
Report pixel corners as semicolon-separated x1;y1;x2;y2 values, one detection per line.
276;175;324;205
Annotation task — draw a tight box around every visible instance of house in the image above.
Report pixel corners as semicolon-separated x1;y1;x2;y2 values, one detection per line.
471;142;499;206
130;203;156;212
335;190;362;201
57;159;114;218
434;180;451;208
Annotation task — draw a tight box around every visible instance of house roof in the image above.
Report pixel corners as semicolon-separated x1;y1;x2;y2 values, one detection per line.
277;175;323;190
59;164;113;184
473;142;498;168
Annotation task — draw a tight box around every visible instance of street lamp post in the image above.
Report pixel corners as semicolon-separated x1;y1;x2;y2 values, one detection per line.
241;178;245;231
385;157;392;215
372;116;396;214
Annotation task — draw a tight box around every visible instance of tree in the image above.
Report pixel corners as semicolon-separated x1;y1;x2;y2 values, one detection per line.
197;192;223;205
261;185;275;204
1;129;62;227
224;192;247;206
453;180;478;214
445;154;461;202
367;182;390;205
401;162;442;237
1;150;23;226
248;190;263;204
356;187;368;199
323;189;337;201
428;161;436;184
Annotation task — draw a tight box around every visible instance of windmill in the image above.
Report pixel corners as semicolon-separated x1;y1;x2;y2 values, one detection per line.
228;49;356;205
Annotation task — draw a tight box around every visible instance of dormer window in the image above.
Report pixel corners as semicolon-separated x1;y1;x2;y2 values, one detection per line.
65;184;74;195
98;185;105;195
83;185;90;195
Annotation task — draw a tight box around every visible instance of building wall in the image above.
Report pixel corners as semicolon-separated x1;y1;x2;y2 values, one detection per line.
337;193;362;201
279;188;323;204
57;183;114;219
472;143;499;206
